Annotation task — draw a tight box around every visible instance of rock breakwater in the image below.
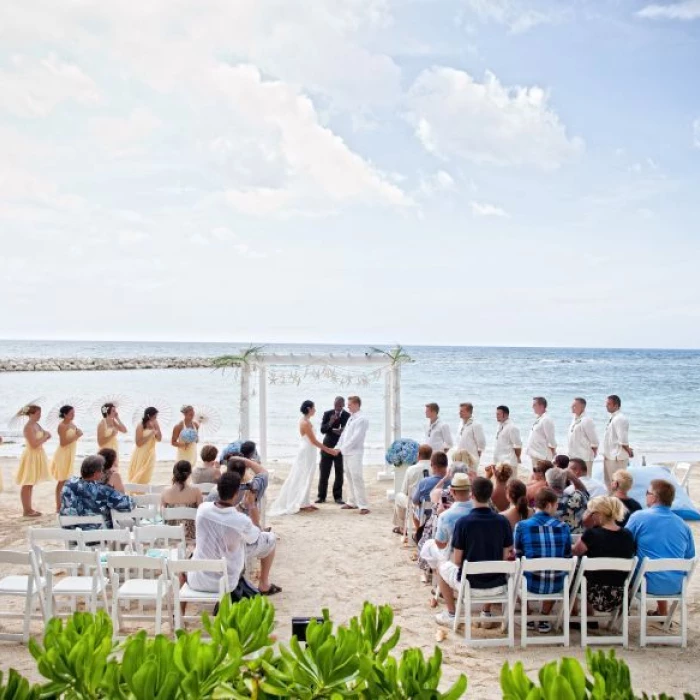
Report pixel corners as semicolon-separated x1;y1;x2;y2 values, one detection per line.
0;357;218;372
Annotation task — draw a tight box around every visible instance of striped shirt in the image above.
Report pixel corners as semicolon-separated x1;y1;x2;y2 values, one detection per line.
514;512;572;594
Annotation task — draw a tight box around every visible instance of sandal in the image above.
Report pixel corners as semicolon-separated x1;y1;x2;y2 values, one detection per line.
392;527;403;535
260;583;282;596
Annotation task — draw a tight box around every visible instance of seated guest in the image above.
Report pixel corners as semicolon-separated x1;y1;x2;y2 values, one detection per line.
526;460;553;505
193;445;221;484
392;444;433;534
207;457;269;527
60;454;134;529
188;471;279;596
611;470;642;526
572;496;636;618
554;454;570;470
545;466;589;534
220;439;261;465
411;451;449;531
161;460;203;541
417;463;472;580
502;479;532;530
419;473;473;572
484;463;513;511
514;488;572;633
435;477;513;627
626;479;695;617
568;458;607;498
98;448;125;493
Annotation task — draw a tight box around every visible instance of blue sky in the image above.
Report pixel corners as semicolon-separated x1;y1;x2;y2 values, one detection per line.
0;0;698;347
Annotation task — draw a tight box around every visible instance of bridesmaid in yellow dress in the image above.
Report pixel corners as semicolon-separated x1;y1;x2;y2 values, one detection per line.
15;405;51;517
49;405;83;512
171;405;200;467
97;403;127;467
127;407;162;484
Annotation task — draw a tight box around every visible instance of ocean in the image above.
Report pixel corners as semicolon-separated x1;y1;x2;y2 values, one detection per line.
0;340;698;464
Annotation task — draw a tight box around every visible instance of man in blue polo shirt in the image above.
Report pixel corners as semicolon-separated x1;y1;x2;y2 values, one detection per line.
626;478;695;617
435;476;513;627
411;451;449;531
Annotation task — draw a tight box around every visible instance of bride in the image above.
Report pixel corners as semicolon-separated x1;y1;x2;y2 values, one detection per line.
268;400;336;516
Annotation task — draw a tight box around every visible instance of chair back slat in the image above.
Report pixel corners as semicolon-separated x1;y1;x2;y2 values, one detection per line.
520;556;577;573
58;515;104;529
579;556;637;573
169;558;226;575
462;560;518;576
641;557;695;574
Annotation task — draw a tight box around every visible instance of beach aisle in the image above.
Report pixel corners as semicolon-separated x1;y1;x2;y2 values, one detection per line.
0;459;698;697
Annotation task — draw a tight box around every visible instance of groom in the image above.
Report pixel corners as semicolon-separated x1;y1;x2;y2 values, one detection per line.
333;395;370;514
316;396;350;504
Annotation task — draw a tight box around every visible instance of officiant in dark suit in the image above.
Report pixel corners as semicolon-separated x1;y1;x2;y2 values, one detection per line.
316;396;350;504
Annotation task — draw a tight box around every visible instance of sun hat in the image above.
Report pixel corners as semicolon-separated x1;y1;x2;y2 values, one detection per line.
450;473;471;490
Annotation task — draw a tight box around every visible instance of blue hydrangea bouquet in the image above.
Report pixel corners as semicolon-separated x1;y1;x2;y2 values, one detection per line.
385;438;420;467
180;427;199;444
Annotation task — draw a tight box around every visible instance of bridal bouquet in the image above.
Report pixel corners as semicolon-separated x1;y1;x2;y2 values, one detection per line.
180;428;199;444
385;438;420;467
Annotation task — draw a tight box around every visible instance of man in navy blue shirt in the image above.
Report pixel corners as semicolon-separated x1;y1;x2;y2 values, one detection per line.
411;451;449;531
436;476;513;627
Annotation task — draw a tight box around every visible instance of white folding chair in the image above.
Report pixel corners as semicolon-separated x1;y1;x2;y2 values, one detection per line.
569;556;637;648
57;515;105;530
162;507;198;541
133;494;162;511
518;556;578;647
194;482;216;495
41;549;108;618
453;560;519;647
29;527;85;553
148;484;166;495
106;554;172;637
629;557;697;647
0;550;45;642
404;499;432;544
671;462;692;494
111;508;159;531
169;558;227;629
123;483;150;494
134;524;186;559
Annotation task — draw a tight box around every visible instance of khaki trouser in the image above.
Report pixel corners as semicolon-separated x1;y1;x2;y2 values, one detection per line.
393;492;409;528
603;458;629;489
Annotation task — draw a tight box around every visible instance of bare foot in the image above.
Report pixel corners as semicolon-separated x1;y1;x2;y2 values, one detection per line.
300;505;318;512
359;509;370;515
341;504;358;510
23;511;42;518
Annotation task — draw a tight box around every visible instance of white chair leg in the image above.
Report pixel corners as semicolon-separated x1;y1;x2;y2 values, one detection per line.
507;582;515;648
22;593;33;643
639;586;647;647
174;589;182;630
681;597;688;648
155;598;162;634
520;585;528;648
563;585;570;648
463;590;472;644
453;582;463;634
664;600;678;632
111;596;120;640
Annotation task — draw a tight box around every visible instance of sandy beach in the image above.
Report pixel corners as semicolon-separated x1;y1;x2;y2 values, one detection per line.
0;456;698;698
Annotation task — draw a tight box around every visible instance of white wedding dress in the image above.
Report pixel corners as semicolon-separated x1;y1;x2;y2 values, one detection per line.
268;420;319;517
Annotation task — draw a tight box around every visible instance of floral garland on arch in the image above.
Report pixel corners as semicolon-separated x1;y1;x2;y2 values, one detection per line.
267;365;384;387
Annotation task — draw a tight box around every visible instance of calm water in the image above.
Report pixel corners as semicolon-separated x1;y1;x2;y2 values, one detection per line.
0;340;698;463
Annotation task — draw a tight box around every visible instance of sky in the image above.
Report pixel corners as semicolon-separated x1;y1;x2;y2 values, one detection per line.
0;0;699;348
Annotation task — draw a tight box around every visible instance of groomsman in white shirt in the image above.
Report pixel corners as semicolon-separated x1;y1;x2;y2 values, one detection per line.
455;402;486;466
602;394;633;489
424;403;453;453
568;397;599;472
526;396;557;467
335;395;371;514
493;405;522;466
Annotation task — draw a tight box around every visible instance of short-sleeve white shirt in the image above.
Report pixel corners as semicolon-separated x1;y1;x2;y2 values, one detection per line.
526;413;557;461
567;413;599;462
456;419;486;462
425;418;453;452
602;411;630;460
493;419;522;466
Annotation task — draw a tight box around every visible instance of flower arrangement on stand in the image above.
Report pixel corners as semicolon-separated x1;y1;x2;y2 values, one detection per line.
385;438;420;507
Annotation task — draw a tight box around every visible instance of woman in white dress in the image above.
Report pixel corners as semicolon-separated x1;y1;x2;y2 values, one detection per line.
269;400;336;517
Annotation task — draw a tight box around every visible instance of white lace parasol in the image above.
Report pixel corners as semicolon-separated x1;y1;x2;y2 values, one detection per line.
193;405;222;437
131;399;172;427
90;394;133;419
7;396;46;432
45;397;88;430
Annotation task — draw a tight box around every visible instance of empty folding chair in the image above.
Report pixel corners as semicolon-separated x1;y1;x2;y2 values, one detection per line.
630;556;697;647
0;550;45;642
518;556;578;647
29;527;84;553
453;560;519;647
42;549;107;618
169;558;227;629
106;554;172;637
57;514;105;530
134;524;186;559
568;556;637;648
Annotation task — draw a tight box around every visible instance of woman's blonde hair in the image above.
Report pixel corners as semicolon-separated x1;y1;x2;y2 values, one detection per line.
451;449;477;468
612;469;633;493
587;495;627;524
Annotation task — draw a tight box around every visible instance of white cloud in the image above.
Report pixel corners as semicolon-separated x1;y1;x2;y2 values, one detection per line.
694;118;700;148
0;53;100;117
469;201;509;217
637;1;700;20
117;230;147;246
89;108;162;158
418;170;455;196
407;68;583;169
460;0;567;33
